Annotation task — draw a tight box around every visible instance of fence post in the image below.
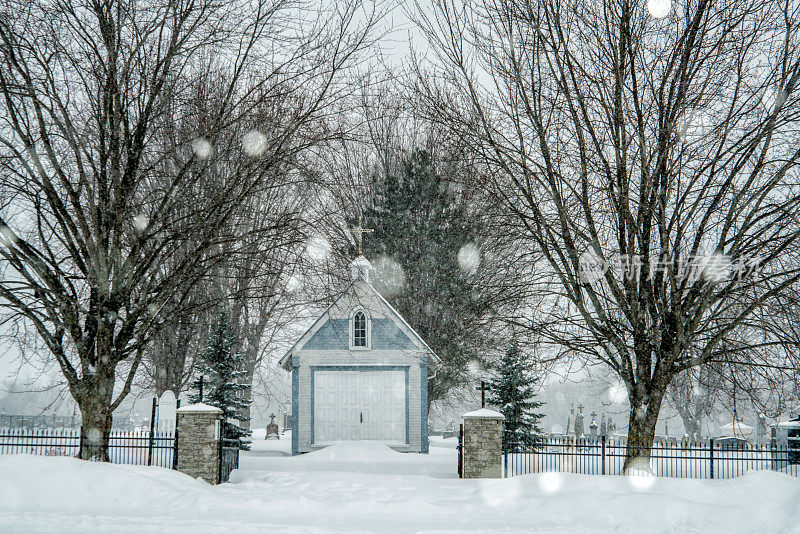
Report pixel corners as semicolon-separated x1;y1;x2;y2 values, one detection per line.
503;437;508;478
147;397;157;467
176;403;223;484
172;399;181;470
601;435;606;475
461;409;504;478
457;424;463;478
218;422;224;483
709;438;714;479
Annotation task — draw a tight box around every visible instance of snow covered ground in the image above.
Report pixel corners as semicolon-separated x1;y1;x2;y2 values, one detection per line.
1;430;799;533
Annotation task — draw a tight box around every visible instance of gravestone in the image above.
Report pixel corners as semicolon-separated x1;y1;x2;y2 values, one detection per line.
575;404;585;437
589;412;598;441
158;390;177;432
266;413;280;439
566;406;576;437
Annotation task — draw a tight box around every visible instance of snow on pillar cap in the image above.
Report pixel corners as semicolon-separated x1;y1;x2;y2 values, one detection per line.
463;408;504;419
350;255;372;282
177;402;223;414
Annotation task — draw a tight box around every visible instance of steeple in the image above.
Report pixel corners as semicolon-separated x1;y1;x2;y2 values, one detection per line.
350;255;372;282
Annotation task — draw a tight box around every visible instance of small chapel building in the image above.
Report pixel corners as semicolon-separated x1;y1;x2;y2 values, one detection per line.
279;256;440;454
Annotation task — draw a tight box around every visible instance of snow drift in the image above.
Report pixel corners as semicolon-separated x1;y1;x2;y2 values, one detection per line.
1;446;798;533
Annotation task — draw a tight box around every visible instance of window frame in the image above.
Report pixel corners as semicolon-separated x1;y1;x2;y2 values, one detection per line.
349;308;371;350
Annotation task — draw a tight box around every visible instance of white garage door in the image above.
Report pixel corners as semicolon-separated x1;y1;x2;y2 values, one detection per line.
314;370;406;444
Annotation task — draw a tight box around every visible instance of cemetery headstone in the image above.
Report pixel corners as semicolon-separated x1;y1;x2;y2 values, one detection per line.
566;406;576;437
158;390;177;432
589;412;598;441
266;413;280;439
575;404;585;437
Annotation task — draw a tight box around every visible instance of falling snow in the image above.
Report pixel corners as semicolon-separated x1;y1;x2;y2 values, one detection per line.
304;236;331;262
191;137;213;159
647;0;671;19
242;130;267;157
133;215;148;232
371;255;406;297
457;243;481;275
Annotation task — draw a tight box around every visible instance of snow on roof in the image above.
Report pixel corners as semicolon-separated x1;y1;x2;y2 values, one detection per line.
176;403;222;413
776;420;800;428
463;408;504;419
720;422;754;435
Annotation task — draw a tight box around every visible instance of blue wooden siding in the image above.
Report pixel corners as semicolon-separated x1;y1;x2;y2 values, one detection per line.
291;357;299;455
421;361;429;453
302;318;416;351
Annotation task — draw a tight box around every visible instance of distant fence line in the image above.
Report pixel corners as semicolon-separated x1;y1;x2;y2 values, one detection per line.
0;413;151;432
504;434;800;479
0;427;177;468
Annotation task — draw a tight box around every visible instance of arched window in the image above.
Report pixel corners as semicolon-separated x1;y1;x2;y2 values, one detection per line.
353;311;367;347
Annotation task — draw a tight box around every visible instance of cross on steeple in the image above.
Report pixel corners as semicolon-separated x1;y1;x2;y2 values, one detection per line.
350;215;373;255
476;381;492;408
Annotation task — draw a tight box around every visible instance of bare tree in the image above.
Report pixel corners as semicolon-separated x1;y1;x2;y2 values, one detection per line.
306;83;533;406
411;0;800;469
666;364;720;439
0;0;378;459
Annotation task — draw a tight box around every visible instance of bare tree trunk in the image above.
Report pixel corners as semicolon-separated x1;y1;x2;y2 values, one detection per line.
623;374;670;472
675;407;702;439
77;370;115;461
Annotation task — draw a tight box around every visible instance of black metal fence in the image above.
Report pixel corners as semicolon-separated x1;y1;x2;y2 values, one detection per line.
504;435;800;479
218;421;240;483
0;414;83;430
0;427;177;468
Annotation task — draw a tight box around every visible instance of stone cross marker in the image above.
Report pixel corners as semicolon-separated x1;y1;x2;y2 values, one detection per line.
475;381;491;408
158;390;177;432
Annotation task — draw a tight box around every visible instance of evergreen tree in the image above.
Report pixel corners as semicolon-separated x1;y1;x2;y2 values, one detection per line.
190;310;251;449
489;341;545;449
361;149;494;404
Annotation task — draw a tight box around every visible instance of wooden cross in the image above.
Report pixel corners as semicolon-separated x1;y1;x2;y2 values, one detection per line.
350;215;373;255
476;381;491;408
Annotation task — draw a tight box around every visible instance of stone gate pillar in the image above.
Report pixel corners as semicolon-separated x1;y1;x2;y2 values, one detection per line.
462;408;504;478
176;403;223;484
